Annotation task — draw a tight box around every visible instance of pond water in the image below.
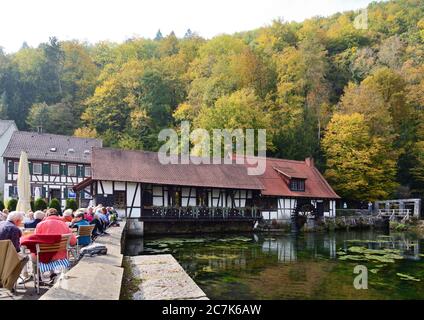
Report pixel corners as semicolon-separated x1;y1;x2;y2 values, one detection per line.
125;230;424;299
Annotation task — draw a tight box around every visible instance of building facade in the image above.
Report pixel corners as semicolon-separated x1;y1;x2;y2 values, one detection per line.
74;148;339;222
74;148;263;220
3;131;102;208
0;120;18;197
254;156;339;221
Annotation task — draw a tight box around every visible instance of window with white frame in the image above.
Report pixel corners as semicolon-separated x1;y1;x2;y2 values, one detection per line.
13;162;18;173
84;166;91;177
51;164;60;175
68;165;76;176
33;163;42;175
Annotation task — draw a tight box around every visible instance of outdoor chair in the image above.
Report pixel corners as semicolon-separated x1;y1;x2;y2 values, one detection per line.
0;240;29;292
74;225;95;256
33;234;72;294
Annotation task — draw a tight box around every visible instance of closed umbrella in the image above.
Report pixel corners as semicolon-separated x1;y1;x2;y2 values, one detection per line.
34;187;41;200
16;151;31;212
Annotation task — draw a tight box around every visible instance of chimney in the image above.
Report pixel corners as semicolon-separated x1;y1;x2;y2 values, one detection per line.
37;125;43;133
305;157;314;167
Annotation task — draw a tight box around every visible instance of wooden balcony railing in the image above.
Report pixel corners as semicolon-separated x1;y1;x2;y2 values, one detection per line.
139;206;261;220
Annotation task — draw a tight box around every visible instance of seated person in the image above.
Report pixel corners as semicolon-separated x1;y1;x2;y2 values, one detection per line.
35;209;77;261
70;212;91;246
97;208;109;228
107;208;119;227
62;209;74;223
84;207;94;223
90;213;105;238
23;211;34;224
24;210;45;229
0;211;24;252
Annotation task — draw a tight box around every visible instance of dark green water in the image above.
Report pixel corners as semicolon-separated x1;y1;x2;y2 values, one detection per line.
125;230;424;299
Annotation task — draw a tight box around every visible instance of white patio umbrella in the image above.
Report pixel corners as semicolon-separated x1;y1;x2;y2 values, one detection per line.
16;151;31;212
34;187;41;200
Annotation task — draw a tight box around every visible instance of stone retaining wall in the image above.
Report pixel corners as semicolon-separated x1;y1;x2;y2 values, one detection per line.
130;254;208;300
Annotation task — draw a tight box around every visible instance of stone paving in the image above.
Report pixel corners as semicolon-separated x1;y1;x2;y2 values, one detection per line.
131;254;208;300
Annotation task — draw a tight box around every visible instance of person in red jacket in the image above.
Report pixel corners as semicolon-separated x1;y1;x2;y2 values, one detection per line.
34;208;77;261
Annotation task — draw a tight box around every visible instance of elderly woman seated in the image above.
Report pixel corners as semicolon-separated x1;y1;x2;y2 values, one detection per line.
24;210;45;229
62;209;74;223
0;211;24;252
20;209;77;283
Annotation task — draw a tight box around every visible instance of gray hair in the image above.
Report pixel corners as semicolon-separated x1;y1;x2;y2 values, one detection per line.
63;209;73;216
34;210;45;220
7;211;24;223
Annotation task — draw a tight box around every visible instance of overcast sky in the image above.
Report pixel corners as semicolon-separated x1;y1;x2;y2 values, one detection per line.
1;0;379;53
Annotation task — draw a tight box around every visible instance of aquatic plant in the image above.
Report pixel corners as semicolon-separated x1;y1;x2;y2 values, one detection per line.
338;255;366;261
337;244;404;264
396;273;421;282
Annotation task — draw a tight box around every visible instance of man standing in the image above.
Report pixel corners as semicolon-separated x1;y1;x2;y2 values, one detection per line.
0;211;24;252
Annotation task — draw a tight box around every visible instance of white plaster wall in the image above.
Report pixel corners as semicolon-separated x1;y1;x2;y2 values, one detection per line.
114;182;125;191
0;123;17;197
103;181;113;194
126;183;140;207
128;207;141;218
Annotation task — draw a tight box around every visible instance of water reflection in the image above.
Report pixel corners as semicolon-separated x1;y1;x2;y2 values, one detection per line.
125;231;424;299
126;231;421;266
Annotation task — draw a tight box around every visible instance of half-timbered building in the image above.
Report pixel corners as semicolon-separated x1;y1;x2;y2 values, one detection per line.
3;131;102;208
73;148;339;224
253;156;339;220
73;148;263;220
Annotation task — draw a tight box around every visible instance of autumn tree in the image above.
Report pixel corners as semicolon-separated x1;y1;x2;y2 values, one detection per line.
322;113;398;201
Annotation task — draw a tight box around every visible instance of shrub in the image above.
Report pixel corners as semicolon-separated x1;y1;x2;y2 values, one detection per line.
0;200;4;211
49;198;62;215
7;198;17;211
34;198;47;211
30;200;35;212
65;198;77;211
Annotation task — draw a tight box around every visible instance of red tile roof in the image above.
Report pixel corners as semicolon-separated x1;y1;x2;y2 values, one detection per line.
90;148;264;190
86;148;339;199
243;156;340;199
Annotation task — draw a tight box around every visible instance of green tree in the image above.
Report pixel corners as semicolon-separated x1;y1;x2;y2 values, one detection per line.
7;198;17;211
194;88;273;154
26;101;76;135
65;198;77;211
34;198;47;211
49;198;62;215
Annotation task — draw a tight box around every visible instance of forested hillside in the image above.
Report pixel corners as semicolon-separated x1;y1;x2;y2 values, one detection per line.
0;0;423;201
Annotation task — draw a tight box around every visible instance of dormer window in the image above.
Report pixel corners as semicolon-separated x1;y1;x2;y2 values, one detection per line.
290;179;305;192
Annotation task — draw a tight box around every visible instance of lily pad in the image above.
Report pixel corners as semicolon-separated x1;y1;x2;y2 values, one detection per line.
348;246;367;254
364;254;395;263
396;273;421;282
338;255;366;261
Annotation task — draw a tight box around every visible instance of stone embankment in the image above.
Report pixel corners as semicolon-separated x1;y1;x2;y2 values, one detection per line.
127;254;208;300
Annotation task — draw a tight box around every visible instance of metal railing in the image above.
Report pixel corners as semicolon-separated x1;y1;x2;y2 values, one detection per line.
377;209;411;221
